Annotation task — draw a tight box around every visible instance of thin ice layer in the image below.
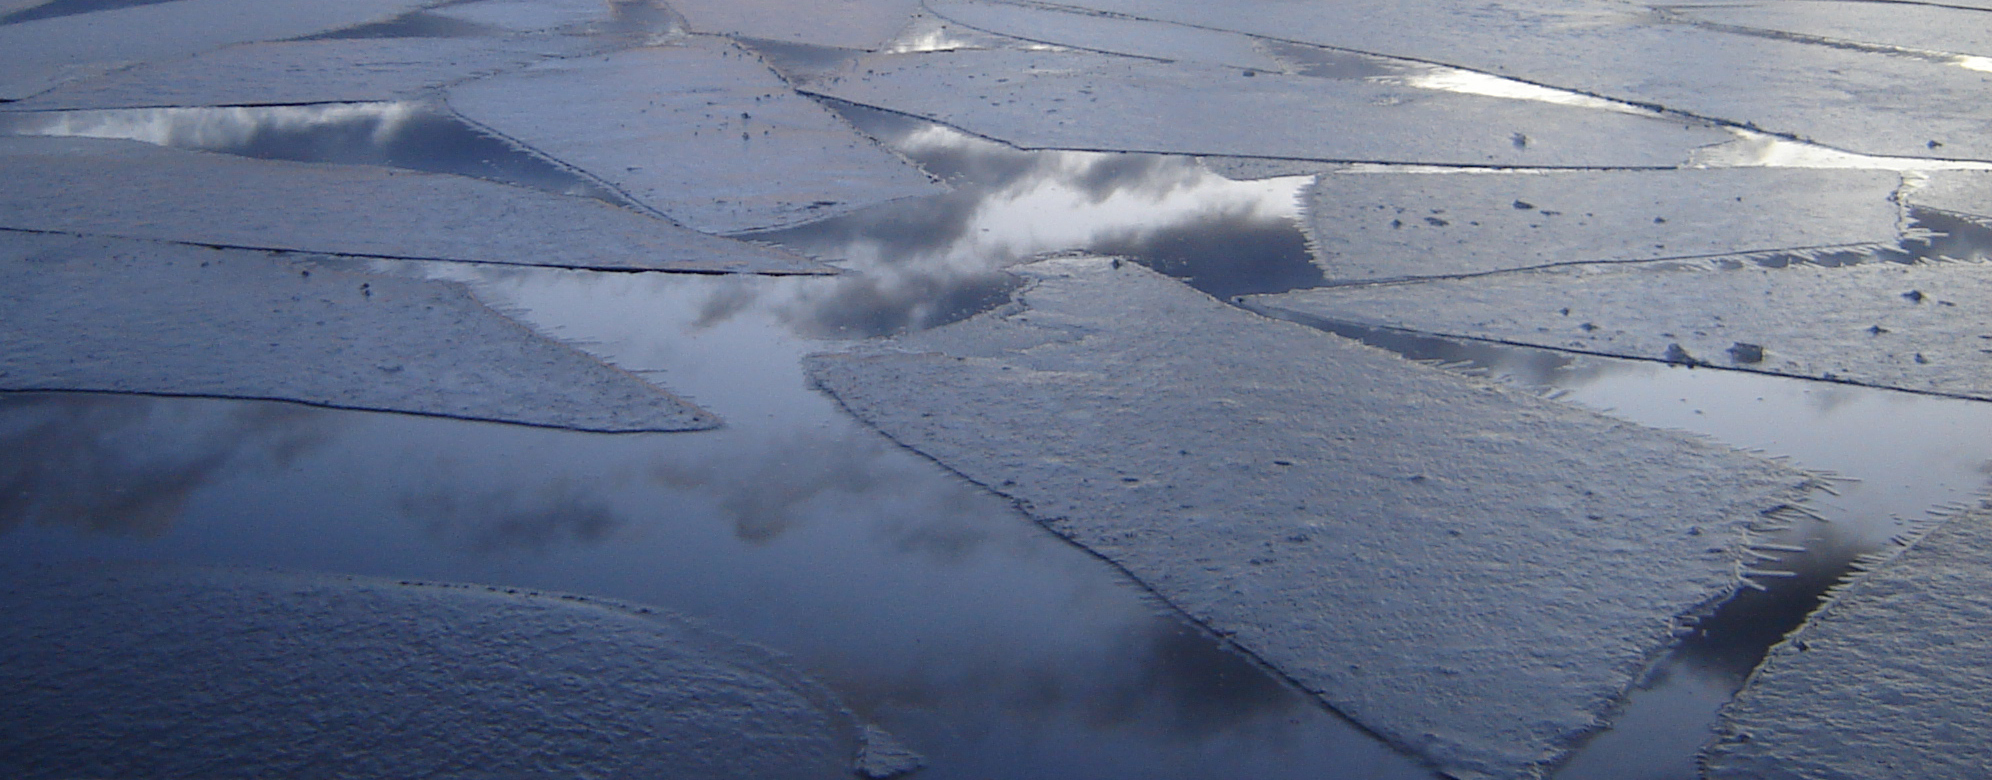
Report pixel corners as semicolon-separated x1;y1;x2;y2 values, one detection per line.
0;233;718;432
925;0;1289;71
0;564;878;779
1034;0;1992;160
1253;260;1992;401
3;37;591;111
1702;501;1992;780
1300;169;1902;281
805;48;1731;167
448;37;943;234
0;0;430;100
806;257;1814;780
669;0;921;50
0;135;825;273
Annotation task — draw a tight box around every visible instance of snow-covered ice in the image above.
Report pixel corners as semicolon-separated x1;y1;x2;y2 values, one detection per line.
1702;500;1992;780
448;36;944;234
1297;168;1903;281
0;232;718;432
1253;260;1992;401
807;256;1817;780
0;135;827;273
0;563;913;779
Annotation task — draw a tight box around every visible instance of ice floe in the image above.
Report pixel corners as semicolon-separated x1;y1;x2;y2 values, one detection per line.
1670;1;1992;62
2;37;593;111
0;0;432;100
925;0;1289;71
1702;500;1992;780
668;0;922;50
0;232;718;432
0;135;825;273
807;256;1817;780
428;0;614;33
1254;259;1992;401
0;563;913;778
1034;0;1992;160
1297;168;1903;281
448;36;944;233
804;47;1731;167
1907;170;1992;226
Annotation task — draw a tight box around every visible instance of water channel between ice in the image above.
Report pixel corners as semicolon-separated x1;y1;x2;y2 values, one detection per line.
5;91;1992;780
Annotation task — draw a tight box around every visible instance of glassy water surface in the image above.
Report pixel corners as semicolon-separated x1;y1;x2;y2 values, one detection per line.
6;44;1992;780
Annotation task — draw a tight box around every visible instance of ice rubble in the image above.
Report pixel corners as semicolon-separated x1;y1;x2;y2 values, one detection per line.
807;256;1816;780
0;135;826;273
0;232;718;432
0;0;432;100
1024;0;1992;160
448;36;944;234
1254;260;1992;401
805;46;1731;168
1702;501;1992;780
0;564;917;779
667;0;923;50
1297;168;1903;281
1;37;595;111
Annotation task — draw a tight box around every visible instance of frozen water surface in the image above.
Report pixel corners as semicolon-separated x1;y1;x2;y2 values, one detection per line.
0;565;887;779
0;134;824;273
9;1;1992;777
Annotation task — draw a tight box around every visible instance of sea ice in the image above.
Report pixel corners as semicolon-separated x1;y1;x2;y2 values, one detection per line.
807;256;1816;780
668;0;922;50
0;232;719;432
0;0;432;100
1252;260;1992;401
0;135;826;273
1034;0;1992;160
805;47;1731;167
2;37;594;112
1702;500;1992;780
0;563;915;778
448;36;944;234
1298;168;1903;281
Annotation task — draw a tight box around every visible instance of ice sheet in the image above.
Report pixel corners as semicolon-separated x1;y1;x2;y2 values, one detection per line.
0;564;901;778
0;0;432;100
429;0;610;32
925;0;1288;71
1299;169;1903;281
668;0;921;50
1036;0;1992;160
1701;500;1992;780
448;37;944;234
806;256;1816;780
3;37;590;111
1252;260;1992;401
805;47;1732;167
0;232;719;432
1908;170;1992;224
1675;1;1992;60
0;135;825;273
